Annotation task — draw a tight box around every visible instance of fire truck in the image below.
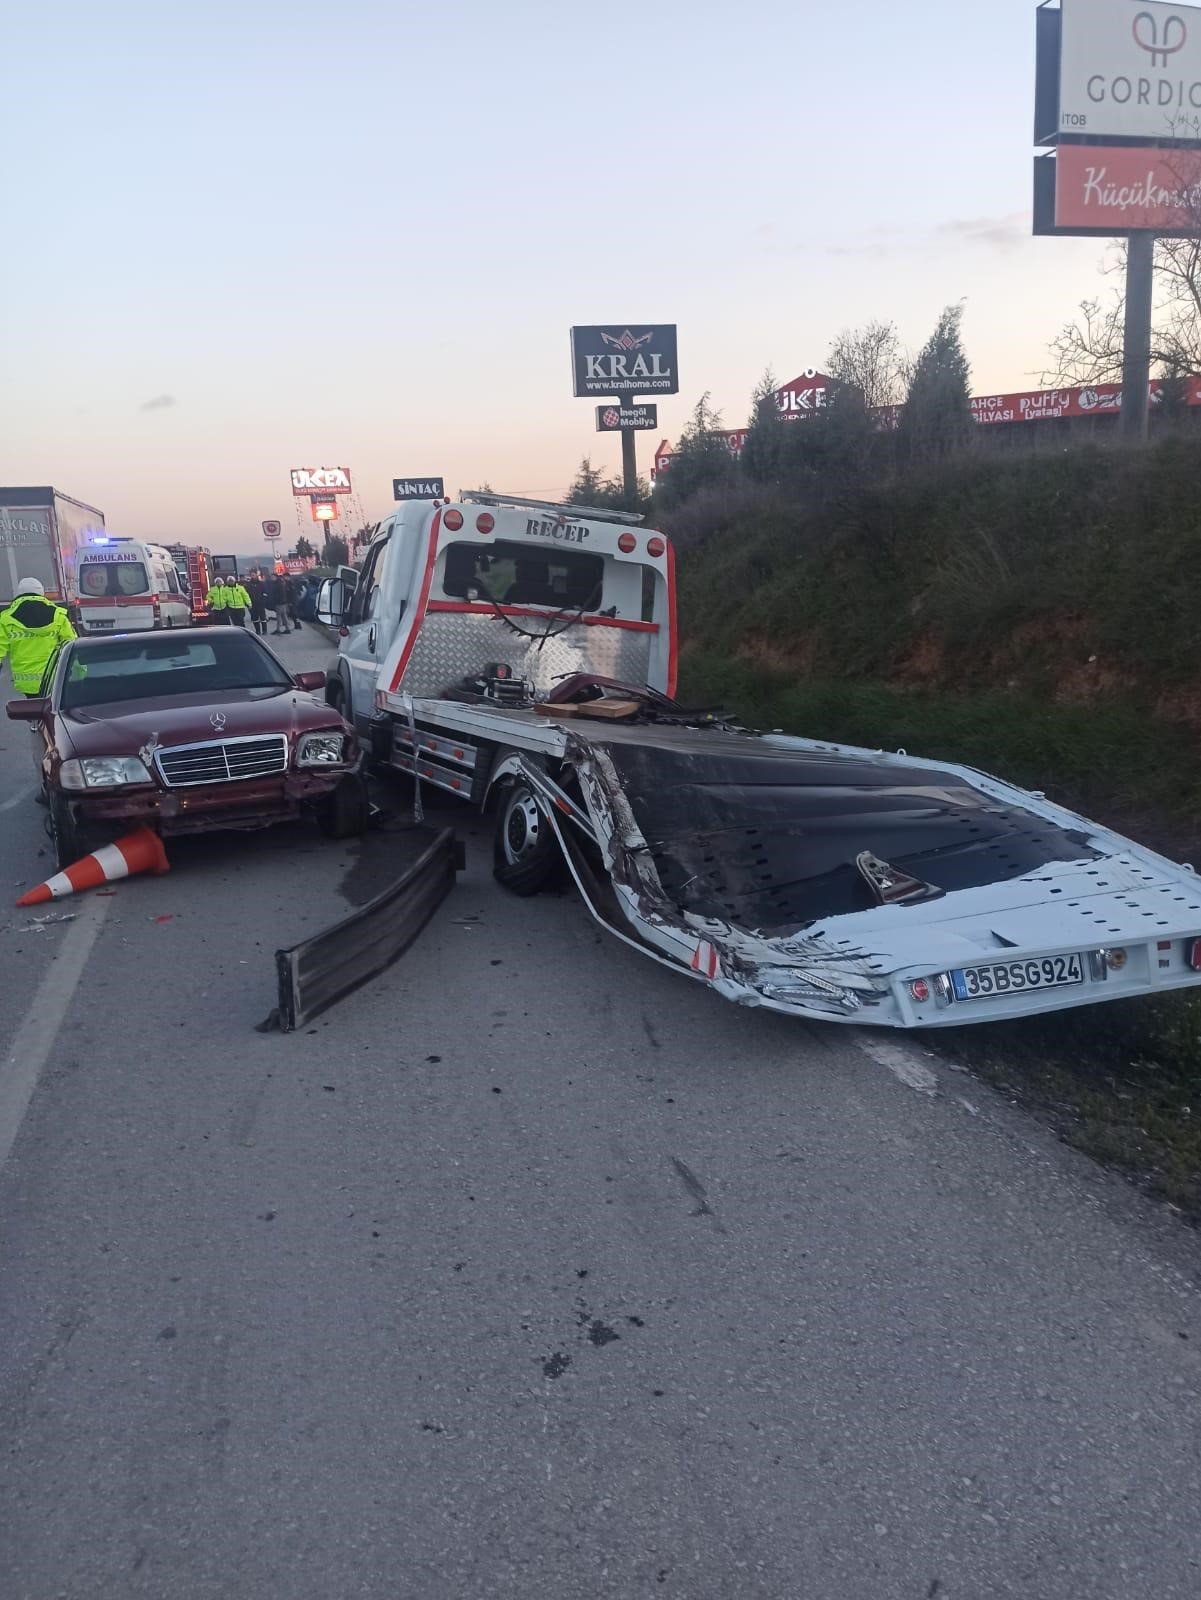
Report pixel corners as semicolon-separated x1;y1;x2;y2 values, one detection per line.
165;544;213;620
316;491;1201;1030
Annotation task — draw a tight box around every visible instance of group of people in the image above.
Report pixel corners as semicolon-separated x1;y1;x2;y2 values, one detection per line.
207;568;304;636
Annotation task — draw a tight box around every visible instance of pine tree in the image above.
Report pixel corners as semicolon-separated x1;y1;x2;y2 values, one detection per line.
741;368;786;485
897;304;974;466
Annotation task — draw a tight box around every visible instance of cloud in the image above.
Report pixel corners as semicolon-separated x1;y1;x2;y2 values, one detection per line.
138;393;176;412
934;212;1027;251
822;212;1028;259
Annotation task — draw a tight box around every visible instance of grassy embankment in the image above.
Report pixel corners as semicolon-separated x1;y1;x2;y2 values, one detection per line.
667;438;1201;1212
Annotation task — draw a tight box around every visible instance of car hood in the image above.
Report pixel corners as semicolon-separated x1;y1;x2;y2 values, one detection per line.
59;688;346;757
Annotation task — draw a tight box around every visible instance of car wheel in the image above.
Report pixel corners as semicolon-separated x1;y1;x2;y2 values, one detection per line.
493;780;563;896
48;792;88;871
316;773;371;839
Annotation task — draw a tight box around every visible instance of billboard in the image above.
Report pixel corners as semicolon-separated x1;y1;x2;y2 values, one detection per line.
1059;0;1201;142
570;325;679;397
596;404;658;432
393;477;445;500
1054;142;1201;231
290;467;353;495
776;371;833;418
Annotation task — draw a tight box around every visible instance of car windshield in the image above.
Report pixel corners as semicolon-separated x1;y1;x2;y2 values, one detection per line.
78;558;151;597
59;632;294;709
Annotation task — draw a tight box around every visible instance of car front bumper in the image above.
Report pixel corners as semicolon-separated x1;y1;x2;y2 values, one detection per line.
65;767;357;836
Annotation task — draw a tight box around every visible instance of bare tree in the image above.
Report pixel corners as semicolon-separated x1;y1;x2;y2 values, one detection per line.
826;320;911;411
1044;239;1201;384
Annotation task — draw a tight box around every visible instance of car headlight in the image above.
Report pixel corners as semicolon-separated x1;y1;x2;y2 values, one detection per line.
60;757;154;790
296;732;347;768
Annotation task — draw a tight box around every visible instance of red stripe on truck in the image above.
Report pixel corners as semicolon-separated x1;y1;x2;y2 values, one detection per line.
388;510;443;693
425;601;659;634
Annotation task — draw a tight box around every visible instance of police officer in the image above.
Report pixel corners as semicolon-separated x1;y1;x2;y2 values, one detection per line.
207;576;229;623
224;578;251;629
0;578;77;696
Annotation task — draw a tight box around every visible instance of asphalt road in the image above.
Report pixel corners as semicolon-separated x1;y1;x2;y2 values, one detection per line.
2;629;1201;1599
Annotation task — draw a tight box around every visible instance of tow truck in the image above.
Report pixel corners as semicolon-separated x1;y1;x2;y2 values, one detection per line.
317;491;1201;1029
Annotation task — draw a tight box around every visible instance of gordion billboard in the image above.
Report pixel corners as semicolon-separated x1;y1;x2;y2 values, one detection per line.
1059;0;1201;142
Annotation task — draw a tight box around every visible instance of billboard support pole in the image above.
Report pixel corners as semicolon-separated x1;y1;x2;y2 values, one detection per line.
620;422;638;506
1120;232;1155;442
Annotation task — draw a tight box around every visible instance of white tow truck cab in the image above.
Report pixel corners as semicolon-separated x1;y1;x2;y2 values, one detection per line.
319;492;1201;1032
76;536;191;633
322;491;675;748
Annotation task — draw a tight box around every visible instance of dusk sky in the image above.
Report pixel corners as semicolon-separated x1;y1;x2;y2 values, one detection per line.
3;0;1116;545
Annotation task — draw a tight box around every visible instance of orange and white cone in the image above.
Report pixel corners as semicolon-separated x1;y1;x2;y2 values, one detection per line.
17;826;170;907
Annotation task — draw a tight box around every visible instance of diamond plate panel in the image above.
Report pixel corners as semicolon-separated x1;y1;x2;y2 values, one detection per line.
400;614;653;697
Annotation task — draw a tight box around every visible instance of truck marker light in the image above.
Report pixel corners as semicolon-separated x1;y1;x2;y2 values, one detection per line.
618;533;637;553
443;510;464;531
647;537;665;557
476;513;495;535
909;978;931;1003
1106;948;1128;971
1188;939;1201;972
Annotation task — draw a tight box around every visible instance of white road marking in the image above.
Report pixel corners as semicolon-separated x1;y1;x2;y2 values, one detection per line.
855;1032;939;1096
0;894;112;1171
0;783;35;813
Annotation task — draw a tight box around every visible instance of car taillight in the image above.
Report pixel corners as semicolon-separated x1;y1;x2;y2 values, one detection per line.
647;536;666;558
476;513;495;535
618;533;637;553
443;510;464;531
909;978;931;1003
1188;939;1201;971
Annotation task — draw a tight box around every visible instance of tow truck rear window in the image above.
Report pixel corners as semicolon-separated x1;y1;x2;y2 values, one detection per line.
441;540;604;610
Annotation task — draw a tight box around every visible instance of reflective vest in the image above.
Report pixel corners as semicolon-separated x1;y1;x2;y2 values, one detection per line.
0;595;77;695
226;584;251;610
208;586;229;610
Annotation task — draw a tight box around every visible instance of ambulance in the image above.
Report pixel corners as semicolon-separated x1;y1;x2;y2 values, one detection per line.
75;537;192;633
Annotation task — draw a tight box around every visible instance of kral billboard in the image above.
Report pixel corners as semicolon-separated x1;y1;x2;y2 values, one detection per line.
1053;142;1201;230
290;467;353;496
570;325;679;397
1059;0;1201;141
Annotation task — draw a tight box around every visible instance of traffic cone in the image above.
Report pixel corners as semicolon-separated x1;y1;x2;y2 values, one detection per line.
17;826;169;907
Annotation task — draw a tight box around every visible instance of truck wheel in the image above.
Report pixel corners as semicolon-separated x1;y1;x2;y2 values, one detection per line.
316;773;371;839
493;781;563;895
325;678;347;717
48;793;88;871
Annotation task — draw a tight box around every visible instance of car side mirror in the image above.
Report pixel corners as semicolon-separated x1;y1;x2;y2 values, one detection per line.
316;578;349;627
6;697;47;721
294;670;326;691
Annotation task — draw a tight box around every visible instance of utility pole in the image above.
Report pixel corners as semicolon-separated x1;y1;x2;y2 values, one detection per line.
620;421;638;504
1120;232;1155;442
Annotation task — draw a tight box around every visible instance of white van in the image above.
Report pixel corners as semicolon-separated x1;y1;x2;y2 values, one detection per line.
75;537;192;633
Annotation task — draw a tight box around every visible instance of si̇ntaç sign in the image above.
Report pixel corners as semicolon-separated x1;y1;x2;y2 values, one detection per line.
393;478;445;501
1059;0;1201;142
570;325;679;397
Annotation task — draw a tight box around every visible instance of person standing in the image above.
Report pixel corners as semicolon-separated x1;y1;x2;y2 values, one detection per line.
207;576;229;624
244;571;269;636
225;577;251;629
0;578;77;696
287;573;305;631
266;568;290;635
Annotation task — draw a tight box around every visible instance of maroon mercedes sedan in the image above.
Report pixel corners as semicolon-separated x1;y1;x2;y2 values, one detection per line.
6;629;368;869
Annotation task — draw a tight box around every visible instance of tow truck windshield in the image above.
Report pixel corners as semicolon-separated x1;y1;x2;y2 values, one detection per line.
60;633;294;709
442;539;605;611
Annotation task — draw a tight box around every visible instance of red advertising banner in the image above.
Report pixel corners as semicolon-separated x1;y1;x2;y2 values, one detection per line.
1055;145;1201;234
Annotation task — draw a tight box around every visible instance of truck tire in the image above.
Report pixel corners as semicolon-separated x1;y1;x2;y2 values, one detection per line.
493;780;563;895
316;773;371;839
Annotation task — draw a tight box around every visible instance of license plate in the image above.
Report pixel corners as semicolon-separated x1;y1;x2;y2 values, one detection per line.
87;620;114;629
951;953;1084;1001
